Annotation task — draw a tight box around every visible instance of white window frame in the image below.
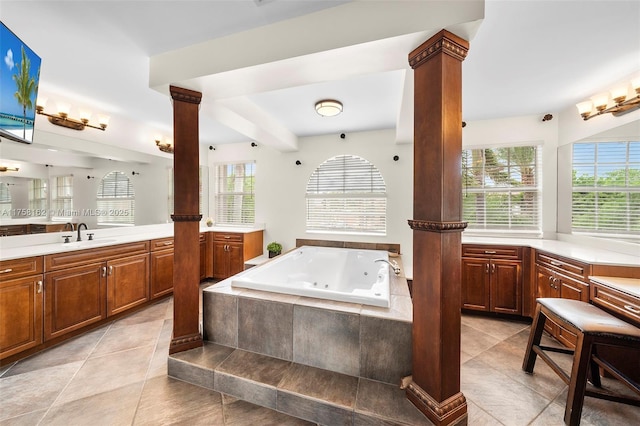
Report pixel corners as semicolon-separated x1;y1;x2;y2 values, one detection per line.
96;171;135;226
462;144;542;237
0;182;11;217
28;178;47;216
214;161;255;226
571;140;639;242
305;154;387;236
50;175;74;221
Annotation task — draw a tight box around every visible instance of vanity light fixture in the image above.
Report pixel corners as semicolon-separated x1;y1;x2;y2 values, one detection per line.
35;98;109;131
576;77;640;120
0;166;19;172
315;99;343;117
155;137;174;154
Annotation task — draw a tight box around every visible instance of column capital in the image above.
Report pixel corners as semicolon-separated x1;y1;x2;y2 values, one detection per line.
408;219;468;233
409;29;469;69
170;85;202;104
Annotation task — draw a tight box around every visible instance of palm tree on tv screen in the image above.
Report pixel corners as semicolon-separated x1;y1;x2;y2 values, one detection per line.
12;46;36;139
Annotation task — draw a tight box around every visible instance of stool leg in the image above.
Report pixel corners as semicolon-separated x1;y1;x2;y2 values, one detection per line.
523;303;546;373
564;333;593;426
588;345;601;388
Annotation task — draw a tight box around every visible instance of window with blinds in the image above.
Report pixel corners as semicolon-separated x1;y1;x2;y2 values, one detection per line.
96;171;135;225
0;183;11;216
214;162;255;225
572;141;639;241
51;175;73;220
28;178;47;215
462;145;541;235
306;155;386;235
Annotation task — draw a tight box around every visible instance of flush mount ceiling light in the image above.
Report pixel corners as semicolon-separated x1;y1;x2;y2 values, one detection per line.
315;99;343;117
36;98;109;131
576;77;640;120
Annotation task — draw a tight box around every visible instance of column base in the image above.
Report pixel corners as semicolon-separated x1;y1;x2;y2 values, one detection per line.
169;332;203;354
406;381;467;426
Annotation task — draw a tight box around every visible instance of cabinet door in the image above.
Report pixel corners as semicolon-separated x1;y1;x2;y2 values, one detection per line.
461;258;490;311
491;260;522;315
107;253;149;316
150;250;173;299
0;275;43;359
213;241;229;279
535;265;559;336
555;275;589;348
228;243;245;277
199;239;207;281
44;263;106;340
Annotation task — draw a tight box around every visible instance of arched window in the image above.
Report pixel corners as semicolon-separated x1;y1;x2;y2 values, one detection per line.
306;154;386;235
97;171;134;225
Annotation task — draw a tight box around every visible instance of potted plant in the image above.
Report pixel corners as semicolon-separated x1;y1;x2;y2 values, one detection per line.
267;241;282;258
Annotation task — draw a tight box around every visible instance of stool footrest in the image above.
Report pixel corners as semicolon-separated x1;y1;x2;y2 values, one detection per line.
532;345;571;384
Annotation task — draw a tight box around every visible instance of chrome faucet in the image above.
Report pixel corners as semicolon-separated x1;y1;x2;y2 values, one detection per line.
76;223;88;241
375;258;401;275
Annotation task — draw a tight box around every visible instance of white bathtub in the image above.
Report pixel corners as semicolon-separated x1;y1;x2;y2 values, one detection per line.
232;245;391;307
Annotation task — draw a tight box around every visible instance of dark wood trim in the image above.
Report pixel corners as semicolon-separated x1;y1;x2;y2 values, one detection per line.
169;85;203;354
407;29;469;425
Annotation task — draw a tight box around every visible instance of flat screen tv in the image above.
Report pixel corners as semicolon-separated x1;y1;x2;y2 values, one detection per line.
0;21;41;144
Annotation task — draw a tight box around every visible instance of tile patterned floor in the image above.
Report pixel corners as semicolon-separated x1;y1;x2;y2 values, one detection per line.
1;288;639;425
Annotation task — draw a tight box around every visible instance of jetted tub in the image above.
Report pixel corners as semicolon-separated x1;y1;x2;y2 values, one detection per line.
232;245;391;307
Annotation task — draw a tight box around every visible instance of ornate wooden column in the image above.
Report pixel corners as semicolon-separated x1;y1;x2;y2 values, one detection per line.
169;85;203;354
406;30;469;425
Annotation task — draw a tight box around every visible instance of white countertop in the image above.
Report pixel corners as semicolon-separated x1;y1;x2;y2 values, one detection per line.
462;236;640;267
0;223;264;261
589;276;640;298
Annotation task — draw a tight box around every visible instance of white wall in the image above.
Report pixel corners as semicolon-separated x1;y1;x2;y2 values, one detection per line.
207;129;415;273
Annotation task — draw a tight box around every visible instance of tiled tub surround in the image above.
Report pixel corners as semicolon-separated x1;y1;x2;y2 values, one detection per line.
168;259;414;424
202;259;411;383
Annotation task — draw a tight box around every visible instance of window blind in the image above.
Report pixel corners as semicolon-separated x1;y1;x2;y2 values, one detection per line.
215;162;255;225
51;175;73;219
462;145;541;235
28;178;47;214
306;155;386;235
572;141;640;240
0;183;11;215
97;171;134;225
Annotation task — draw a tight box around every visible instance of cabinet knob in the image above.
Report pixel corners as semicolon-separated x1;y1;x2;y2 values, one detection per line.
0;268;13;274
109;265;113;275
485;263;489;273
624;305;640;314
484;250;496;254
37;280;43;294
102;266;107;277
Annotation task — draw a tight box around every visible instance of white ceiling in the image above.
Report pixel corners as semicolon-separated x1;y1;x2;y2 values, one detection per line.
1;0;639;164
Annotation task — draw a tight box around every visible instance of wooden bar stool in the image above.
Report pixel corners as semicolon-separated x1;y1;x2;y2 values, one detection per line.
522;298;640;425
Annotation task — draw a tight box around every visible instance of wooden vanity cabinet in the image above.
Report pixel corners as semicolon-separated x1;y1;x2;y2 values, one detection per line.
44;242;149;340
462;245;523;315
0;256;44;359
535;251;590;347
150;237;174;299
213;231;263;279
199;233;207;281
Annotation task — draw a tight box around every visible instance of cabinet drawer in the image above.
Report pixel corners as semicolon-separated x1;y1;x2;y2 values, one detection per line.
45;241;150;271
462;245;522;260
535;251;589;282
0;256;44;280
199;233;206;243
151;237;174;251
591;283;640;327
214;232;243;243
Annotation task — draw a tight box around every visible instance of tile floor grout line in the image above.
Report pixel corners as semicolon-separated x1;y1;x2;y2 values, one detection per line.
34;319;118;426
131;299;171;424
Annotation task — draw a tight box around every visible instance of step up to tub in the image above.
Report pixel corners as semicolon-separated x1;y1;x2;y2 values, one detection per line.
168;342;430;426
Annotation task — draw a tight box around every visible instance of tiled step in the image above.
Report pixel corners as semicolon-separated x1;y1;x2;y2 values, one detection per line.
169;342;431;426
